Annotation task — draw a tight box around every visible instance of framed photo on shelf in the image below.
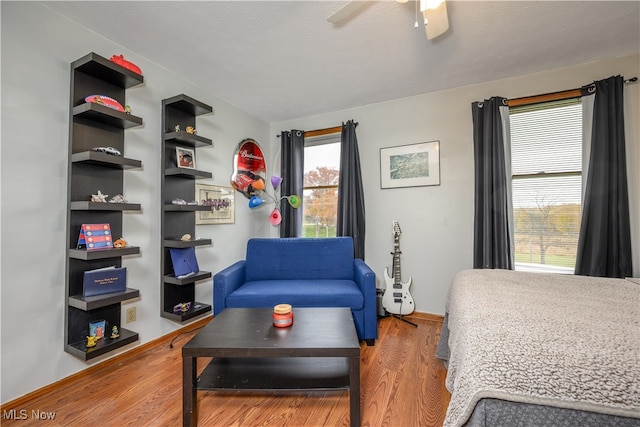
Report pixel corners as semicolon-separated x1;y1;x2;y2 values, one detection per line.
89;320;106;339
176;146;196;169
380;140;440;189
195;183;235;224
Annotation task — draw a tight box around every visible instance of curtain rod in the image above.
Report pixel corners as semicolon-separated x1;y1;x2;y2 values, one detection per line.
508;76;638;107
276;125;343;138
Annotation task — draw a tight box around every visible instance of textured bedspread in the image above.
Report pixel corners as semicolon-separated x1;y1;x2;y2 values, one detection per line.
443;269;640;427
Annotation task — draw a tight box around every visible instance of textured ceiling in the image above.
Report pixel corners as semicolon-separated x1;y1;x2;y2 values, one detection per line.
44;1;640;123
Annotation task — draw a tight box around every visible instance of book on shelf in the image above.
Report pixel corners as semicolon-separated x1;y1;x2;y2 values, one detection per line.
83;266;126;297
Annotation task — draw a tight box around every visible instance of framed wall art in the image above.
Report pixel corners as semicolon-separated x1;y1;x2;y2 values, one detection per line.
380;141;440;189
176;146;196;169
195;184;235;224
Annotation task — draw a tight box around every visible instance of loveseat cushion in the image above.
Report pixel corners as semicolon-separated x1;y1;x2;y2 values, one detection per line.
245;237;354;281
226;279;364;310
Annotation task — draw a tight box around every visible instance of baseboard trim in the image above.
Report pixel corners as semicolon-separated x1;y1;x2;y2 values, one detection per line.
404;311;444;323
1;315;212;409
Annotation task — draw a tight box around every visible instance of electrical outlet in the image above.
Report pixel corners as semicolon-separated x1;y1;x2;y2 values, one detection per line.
125;307;136;323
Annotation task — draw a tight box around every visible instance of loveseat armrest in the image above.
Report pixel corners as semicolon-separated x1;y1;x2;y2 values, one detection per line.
354;258;378;340
213;260;246;315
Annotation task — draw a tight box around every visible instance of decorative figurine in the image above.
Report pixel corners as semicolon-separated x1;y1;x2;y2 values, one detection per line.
180;234;192;241
175;125;181;132
186;126;196;135
91;190;108;203
85;95;125;112
113;238;127;248
109;194;127;203
109;54;142;75
110;326;120;339
86;336;98;348
124;105;131;114
173;302;192;314
92;146;121;156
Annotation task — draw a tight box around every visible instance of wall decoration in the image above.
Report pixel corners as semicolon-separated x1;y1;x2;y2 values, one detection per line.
195;183;235;224
246;176;300;226
380;141;440;189
176;146;196;169
230;138;267;199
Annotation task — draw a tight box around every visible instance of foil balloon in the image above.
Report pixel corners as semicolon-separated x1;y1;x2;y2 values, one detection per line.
252;179;266;191
269;209;282;226
287;195;301;208
270;176;283;190
248;195;264;208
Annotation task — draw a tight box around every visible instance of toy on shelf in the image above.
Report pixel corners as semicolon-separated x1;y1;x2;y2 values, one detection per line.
86;336;99;348
92;146;121;156
85;95;125;112
186;126;197;134
109;54;142;75
113;238;128;248
110;326;120;339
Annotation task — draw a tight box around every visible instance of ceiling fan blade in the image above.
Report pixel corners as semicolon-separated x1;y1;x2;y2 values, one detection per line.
423;0;449;39
327;1;371;24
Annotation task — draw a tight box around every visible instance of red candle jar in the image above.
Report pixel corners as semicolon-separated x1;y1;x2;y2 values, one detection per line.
273;304;294;328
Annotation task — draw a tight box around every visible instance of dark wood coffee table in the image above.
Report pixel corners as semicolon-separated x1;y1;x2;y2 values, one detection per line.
182;307;361;426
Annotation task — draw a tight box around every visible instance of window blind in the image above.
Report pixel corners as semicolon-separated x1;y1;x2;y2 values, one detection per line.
510;99;582;272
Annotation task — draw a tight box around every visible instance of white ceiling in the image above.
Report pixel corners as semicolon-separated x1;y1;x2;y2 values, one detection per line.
44;1;640;123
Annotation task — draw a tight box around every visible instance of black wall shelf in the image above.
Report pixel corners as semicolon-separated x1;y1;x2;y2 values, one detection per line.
65;52;144;360
161;94;214;322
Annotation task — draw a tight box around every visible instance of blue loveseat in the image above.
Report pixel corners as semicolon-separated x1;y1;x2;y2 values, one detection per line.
213;237;378;345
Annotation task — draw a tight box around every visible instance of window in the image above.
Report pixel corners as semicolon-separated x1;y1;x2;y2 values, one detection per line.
303;137;341;237
510;98;582;273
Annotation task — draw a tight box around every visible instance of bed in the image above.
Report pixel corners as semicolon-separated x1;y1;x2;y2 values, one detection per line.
435;269;640;427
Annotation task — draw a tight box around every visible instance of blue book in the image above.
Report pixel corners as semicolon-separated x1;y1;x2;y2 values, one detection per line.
83;266;127;297
169;247;200;278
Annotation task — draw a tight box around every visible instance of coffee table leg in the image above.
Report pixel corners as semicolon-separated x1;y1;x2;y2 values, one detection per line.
183;356;197;427
349;353;360;427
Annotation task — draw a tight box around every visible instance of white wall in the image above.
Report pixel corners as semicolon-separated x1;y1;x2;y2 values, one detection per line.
270;54;640;316
1;2;270;403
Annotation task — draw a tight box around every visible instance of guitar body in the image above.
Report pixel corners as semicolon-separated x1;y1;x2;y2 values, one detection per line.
381;221;415;315
382;267;415;315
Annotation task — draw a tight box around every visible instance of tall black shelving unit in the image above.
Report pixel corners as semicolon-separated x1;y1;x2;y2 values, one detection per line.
65;52;143;360
161;94;213;322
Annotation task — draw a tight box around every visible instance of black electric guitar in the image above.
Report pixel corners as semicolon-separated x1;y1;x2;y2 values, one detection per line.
382;221;415;315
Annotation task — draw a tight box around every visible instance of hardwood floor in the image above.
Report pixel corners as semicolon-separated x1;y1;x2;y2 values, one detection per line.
1;313;450;426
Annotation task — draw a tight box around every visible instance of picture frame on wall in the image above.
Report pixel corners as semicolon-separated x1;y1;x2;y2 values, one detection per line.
195;183;235;224
380;140;440;189
176;146;196;169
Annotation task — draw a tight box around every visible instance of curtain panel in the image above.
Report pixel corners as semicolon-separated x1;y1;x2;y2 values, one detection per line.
471;97;514;270
337;120;366;259
575;76;632;278
280;130;305;237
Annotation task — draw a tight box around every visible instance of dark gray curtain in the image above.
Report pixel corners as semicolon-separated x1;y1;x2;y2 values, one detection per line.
337;120;366;259
471;97;514;269
575;76;632;278
280;130;304;237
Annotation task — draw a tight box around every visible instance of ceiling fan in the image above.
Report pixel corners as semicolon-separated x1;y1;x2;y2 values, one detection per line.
327;0;449;40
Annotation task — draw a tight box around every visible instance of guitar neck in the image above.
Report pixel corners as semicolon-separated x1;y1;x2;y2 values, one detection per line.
393;240;401;285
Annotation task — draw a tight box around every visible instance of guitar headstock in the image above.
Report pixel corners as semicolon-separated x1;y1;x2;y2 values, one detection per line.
393;221;402;238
